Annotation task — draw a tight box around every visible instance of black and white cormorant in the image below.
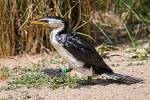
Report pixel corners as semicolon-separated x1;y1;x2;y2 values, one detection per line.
32;16;142;84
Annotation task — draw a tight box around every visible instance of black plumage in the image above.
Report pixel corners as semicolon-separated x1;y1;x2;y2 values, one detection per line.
57;32;113;74
34;16;143;84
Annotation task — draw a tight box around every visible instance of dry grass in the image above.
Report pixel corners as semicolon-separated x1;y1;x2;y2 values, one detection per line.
0;0;150;57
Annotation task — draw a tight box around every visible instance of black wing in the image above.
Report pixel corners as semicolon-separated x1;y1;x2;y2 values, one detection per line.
58;32;112;71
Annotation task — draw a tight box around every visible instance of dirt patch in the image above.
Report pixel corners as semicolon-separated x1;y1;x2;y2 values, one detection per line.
0;49;149;100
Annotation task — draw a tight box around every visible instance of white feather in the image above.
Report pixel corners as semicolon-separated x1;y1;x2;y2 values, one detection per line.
50;25;84;68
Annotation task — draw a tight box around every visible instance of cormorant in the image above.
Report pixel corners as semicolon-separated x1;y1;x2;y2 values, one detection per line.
32;16;142;84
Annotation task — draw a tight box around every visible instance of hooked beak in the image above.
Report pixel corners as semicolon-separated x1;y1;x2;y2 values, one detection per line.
31;18;49;27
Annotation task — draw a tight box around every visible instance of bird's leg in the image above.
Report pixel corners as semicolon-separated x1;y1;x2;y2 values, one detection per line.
87;67;93;85
87;76;92;85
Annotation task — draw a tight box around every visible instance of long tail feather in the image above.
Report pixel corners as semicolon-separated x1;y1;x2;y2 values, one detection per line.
106;72;143;84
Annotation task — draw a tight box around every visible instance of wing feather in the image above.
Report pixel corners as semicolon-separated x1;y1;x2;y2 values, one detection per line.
59;33;112;71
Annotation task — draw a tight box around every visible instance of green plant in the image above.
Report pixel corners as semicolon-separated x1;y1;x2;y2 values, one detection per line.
0;64;79;90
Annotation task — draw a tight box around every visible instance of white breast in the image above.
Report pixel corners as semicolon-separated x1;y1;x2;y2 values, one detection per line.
50;29;84;68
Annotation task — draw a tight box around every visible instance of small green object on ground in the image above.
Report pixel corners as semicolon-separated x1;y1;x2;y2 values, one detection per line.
61;66;69;74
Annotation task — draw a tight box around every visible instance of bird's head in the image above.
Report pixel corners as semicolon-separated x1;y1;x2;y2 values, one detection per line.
31;16;67;29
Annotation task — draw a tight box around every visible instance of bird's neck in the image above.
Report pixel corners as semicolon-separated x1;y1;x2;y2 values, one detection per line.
52;21;70;35
50;23;70;42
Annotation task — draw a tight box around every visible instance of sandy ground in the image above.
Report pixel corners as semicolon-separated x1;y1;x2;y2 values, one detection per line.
0;49;150;100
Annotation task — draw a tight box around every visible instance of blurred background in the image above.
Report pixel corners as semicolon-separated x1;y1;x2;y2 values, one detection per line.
0;0;150;57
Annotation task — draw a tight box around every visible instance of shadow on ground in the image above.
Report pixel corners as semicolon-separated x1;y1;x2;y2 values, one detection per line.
74;79;128;89
42;68;143;89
